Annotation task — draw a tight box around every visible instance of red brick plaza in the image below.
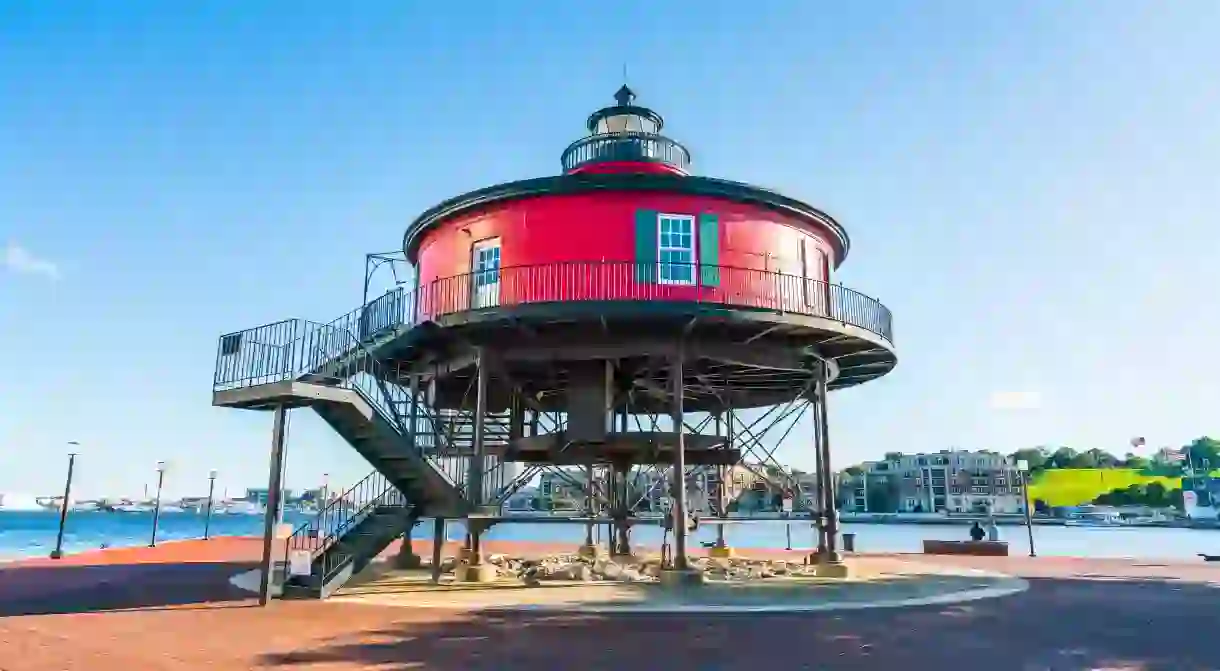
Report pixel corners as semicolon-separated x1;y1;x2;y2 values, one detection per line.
2;538;1219;670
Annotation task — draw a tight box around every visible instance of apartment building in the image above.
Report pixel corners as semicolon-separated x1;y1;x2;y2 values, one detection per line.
840;450;1025;514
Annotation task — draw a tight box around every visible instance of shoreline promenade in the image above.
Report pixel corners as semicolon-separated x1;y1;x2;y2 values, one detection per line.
1;537;1218;670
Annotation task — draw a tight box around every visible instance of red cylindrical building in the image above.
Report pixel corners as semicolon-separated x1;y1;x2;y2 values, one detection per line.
399;86;892;397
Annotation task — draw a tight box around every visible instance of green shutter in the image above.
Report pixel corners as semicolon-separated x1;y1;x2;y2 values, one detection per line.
634;209;658;283
698;213;720;286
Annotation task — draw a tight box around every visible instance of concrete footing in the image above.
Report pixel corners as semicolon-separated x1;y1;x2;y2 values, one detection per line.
577;544;605;559
658;568;706;587
454;563;498;583
394;552;423;569
814;562;851;579
708;545;736;559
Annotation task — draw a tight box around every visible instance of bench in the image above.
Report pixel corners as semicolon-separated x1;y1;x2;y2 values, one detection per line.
922;540;1009;557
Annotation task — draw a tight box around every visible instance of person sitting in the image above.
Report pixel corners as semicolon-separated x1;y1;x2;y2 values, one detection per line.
969;521;986;542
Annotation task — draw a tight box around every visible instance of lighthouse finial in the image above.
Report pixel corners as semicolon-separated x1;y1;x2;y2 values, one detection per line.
614;83;635;107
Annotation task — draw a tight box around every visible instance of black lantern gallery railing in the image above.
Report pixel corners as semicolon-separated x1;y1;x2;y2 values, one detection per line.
560;132;692;173
213;261;892;393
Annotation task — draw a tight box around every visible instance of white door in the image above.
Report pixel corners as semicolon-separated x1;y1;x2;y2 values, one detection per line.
801;238;829;316
471;238;502;309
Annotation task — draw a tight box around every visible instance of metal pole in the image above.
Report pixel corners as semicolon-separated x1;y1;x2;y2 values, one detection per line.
810;393;828;556
785;523;792;551
50;449;78;560
1023;469;1037;557
362;252;374;308
259;405;289;606
204;470;217;540
467;349;489;565
431;517;446;584
584;464;595;547
715;412;727;549
670;347;689;571
814;362;841;563
149;463;166;547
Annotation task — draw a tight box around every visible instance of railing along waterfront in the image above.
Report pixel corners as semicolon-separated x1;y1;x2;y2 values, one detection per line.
560;132;692;173
213;261;892;392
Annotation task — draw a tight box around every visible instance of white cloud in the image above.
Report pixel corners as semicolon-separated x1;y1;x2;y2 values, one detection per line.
988;390;1042;411
3;242;60;280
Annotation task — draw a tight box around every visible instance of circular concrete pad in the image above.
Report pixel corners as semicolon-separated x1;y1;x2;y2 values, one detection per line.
318;558;1029;614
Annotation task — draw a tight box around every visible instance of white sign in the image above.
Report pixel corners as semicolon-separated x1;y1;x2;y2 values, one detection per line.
289;550;313;577
782;497;794;513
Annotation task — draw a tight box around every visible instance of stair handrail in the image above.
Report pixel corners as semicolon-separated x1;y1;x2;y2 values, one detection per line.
316;485;411;587
284;469;405;566
292;312;472;493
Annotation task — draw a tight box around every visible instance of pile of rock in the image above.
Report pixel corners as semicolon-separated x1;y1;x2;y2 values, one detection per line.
432;552;816;585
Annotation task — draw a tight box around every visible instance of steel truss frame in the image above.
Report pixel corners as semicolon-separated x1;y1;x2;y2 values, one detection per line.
408;340;845;568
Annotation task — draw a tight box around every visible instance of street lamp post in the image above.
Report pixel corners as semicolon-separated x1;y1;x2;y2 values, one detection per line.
203;469;218;540
50;442;80;560
1017;459;1037;557
149;461;166;547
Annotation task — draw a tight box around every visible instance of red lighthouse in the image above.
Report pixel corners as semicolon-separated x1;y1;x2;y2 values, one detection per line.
214;86;895;596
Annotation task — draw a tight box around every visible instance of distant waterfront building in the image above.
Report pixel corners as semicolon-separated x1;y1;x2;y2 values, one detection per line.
840;450;1025;514
1182;474;1220;520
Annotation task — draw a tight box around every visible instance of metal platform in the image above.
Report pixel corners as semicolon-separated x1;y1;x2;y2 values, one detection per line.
495;431;738;466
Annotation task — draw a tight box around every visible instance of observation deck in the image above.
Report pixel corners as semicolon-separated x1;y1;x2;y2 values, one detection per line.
561;132;692;174
214;260;894;415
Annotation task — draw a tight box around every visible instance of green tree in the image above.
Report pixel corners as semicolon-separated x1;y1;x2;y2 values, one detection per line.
1093;482;1181;509
865;481;900;513
1009;447;1049;471
1047;447;1079;469
883;452;903;461
1122;453;1151;471
1184;437;1220;470
1169;488;1185;511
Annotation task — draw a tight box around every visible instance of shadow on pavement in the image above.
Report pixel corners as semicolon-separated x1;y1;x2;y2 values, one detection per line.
257;576;1220;671
0;561;259;616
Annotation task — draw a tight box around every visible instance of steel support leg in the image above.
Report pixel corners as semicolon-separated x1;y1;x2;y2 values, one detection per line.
258;405;288;607
431;517;445;584
670;349;689;571
464;349;490;568
815;361;842;563
811;396;828;558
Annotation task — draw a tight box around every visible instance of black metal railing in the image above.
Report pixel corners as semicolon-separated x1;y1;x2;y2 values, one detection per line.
560;132;692;173
214;261;892;393
284;469;410;585
413;261;892;344
213;310;479;491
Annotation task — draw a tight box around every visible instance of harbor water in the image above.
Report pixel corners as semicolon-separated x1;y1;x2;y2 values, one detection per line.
1;510;1217;561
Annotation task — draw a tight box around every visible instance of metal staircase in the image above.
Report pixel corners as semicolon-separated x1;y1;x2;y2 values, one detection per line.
281;471;417;599
212;289;511;598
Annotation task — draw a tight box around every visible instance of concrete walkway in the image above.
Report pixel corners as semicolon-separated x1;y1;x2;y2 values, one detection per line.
2;538;1219;669
284;556;1029;613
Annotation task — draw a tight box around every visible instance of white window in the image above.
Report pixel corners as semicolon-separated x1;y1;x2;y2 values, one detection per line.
657;214;696;285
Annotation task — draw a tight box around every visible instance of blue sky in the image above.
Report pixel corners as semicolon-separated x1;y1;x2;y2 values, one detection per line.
2;1;1217;499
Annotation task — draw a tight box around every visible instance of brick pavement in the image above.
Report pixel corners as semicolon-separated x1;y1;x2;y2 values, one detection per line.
2;539;1219;670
